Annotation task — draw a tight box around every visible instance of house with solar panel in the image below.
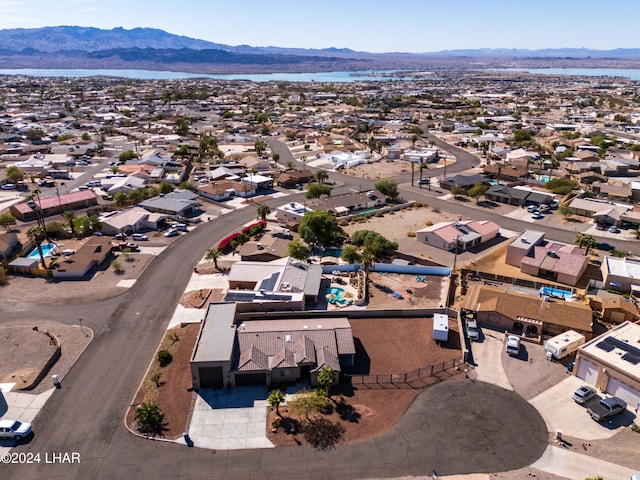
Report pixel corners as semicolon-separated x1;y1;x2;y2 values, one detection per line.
573;321;640;408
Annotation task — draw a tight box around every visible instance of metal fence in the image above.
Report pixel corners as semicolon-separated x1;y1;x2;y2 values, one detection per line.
347;358;464;389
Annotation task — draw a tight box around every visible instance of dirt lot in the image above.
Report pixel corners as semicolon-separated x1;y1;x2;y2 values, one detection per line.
0;319;93;395
267;316;464;448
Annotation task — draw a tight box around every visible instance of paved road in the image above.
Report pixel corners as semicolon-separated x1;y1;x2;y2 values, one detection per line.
5;380;547;480
2;137;627;479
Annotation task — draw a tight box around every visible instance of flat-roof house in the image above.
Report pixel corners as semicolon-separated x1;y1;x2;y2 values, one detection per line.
306;190;384;217
99;207;167;235
225;256;323;311
600;256;640;294
51;236;112;279
416;220;500;251
276;202;312;224
573;321;640;406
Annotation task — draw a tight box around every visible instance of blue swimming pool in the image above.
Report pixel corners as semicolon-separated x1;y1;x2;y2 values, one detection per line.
326;286;347;305
27;242;58;259
540;287;573;299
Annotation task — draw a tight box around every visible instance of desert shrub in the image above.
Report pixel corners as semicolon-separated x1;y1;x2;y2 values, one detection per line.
425;220;433;226
156;349;173;367
407;231;416;237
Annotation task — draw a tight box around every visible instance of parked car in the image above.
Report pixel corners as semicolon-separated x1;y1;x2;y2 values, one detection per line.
505;335;520;356
0;419;32;439
587;396;627;421
164;228;180;237
608;226;620;233
124;242;139;251
466;318;480;341
115;233;127;240
572;385;597;405
595;223;607;230
418;178;430;185
1;183;16;190
532;212;544;220
174;223;188;232
527;205;538;213
131;233;148;241
595;242;616;251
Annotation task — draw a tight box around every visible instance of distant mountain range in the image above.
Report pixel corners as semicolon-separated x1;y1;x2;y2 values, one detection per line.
1;26;640;74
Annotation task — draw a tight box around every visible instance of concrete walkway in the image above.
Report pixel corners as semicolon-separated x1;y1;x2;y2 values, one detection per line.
531;444;638;479
185;387;274;450
468;331;512;391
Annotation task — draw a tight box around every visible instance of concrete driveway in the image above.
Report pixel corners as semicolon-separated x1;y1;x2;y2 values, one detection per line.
467;330;513;391
186;387;274;450
529;375;633;440
532;444;638;479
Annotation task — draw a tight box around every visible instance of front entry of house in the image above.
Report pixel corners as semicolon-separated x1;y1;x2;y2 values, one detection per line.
235;372;268;386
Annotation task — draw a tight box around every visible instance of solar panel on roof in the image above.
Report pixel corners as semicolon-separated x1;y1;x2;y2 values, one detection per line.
622;352;640;365
605;336;640;357
595;341;615;352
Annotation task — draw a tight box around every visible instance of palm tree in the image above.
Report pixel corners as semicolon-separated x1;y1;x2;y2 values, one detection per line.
315;170;329;184
205;248;222;271
134;401;165;435
360;250;374;275
63;210;76;237
256;203;271;221
26;225;46;267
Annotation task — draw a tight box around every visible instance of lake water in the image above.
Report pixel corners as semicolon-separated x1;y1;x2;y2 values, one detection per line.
0;68;410;82
2;66;640;82
495;67;640;80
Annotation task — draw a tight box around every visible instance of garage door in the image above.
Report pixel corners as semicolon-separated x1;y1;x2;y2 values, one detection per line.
607;377;640;406
199;367;224;389
235;372;267;386
576;358;598;384
609;311;626;324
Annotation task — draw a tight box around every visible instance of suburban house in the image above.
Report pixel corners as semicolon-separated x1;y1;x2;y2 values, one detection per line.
275;170;315;188
306;190;385;217
462;283;593;339
99;207;167;236
416;220;500;251
197;179;255;202
237;235;291;262
9;190;98;221
190;302;356;389
506;230;588;286
138;189;201;217
600;256;640;294
276;202;312;225
224;256;323;311
439;174;490;193
485;185;553;207
0;232;20;260
573;321;640;407
51;236;113;279
588;296;638;324
568;198;631;223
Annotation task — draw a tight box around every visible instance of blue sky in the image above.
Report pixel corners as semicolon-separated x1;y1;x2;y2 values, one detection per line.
1;0;639;52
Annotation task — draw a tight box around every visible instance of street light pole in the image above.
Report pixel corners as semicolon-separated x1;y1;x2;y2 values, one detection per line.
56;187;64;215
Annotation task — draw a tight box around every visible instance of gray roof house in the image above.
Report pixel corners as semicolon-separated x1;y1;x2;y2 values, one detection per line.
139;189;201;216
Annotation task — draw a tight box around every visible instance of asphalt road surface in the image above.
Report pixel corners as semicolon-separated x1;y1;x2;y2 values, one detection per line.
1;138;621;479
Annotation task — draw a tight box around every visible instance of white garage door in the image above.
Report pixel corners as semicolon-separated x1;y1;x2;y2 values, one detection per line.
576;358;598;384
607;377;640;406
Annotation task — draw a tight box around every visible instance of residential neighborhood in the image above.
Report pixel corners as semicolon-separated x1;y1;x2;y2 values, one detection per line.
2;67;640;479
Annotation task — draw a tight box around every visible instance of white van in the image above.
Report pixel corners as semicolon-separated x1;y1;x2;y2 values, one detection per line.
505;335;520;356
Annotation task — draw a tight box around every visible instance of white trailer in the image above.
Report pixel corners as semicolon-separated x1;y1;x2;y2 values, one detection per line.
544;330;585;360
433;314;449;342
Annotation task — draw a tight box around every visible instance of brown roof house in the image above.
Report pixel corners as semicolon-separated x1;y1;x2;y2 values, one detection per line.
462;284;593;339
51;236;113;280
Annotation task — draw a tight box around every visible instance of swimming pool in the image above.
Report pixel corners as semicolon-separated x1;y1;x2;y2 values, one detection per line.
322;248;342;258
27;242;58;259
540;287;573;299
326;286;347;305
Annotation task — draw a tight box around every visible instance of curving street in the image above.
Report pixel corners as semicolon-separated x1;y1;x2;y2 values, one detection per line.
2;137;633;479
